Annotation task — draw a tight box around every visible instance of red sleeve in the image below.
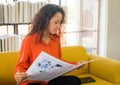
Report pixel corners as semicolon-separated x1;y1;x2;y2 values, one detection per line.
61;59;77;65
69;62;77;65
14;36;31;75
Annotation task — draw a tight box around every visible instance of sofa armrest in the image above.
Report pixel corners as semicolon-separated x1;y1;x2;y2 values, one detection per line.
88;53;120;84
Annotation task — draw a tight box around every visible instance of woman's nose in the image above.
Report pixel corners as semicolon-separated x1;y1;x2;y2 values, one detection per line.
57;24;61;28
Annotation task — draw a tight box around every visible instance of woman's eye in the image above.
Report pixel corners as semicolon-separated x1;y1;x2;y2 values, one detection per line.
55;22;58;24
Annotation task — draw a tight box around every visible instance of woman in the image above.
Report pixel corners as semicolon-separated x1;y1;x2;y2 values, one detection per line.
14;4;82;85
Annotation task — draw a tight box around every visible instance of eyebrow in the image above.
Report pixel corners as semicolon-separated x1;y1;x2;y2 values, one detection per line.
55;20;62;24
56;20;61;22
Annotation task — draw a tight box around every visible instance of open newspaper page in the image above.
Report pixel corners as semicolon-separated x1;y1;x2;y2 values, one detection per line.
25;51;76;81
25;51;98;82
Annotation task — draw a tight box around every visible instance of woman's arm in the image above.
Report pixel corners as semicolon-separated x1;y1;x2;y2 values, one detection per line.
14;36;31;82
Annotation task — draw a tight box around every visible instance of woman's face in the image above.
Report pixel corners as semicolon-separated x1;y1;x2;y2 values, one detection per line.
48;12;63;35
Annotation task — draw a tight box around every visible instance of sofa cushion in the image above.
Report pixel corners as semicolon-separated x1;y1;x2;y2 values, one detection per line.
0;51;19;85
88;54;120;84
78;74;116;85
61;46;88;75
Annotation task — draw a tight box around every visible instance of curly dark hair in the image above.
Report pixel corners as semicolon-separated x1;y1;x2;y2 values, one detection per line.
29;4;65;42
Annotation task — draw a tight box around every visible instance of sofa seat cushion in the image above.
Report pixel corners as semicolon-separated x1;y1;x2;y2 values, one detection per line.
77;74;120;85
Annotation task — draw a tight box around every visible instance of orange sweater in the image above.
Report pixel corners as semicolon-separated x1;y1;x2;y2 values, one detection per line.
15;33;61;85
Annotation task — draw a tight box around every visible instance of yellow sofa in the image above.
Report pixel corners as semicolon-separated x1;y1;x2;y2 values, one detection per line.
0;46;120;85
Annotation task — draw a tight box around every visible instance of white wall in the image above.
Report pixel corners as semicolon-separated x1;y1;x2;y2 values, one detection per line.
106;0;120;60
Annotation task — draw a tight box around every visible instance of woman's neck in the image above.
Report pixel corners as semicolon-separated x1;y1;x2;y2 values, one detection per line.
42;30;50;44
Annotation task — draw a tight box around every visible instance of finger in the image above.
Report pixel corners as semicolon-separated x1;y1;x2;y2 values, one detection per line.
15;72;27;82
16;72;28;77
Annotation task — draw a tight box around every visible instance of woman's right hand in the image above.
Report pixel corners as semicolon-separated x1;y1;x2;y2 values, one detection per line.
15;71;28;83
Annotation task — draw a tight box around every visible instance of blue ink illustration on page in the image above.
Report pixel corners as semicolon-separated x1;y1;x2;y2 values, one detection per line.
37;59;62;73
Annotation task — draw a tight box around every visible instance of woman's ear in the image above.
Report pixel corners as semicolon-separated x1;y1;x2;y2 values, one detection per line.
28;24;33;33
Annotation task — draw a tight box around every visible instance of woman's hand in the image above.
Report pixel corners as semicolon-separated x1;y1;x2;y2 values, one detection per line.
15;71;28;83
76;61;86;69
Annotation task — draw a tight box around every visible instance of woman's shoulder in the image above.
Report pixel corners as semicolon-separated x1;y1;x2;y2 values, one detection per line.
23;33;37;43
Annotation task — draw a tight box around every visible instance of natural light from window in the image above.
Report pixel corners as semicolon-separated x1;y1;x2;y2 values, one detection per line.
0;0;99;54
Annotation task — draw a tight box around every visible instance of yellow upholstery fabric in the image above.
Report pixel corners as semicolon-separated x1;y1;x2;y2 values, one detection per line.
0;46;120;85
88;54;120;84
61;46;88;75
0;51;19;85
78;74;119;85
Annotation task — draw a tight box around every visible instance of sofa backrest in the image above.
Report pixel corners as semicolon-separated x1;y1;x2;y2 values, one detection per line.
61;46;88;75
0;51;19;85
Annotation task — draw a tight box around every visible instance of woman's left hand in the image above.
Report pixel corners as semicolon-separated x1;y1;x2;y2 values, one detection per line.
76;61;86;69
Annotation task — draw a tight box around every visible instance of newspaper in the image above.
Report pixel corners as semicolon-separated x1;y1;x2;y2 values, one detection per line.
25;51;98;81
